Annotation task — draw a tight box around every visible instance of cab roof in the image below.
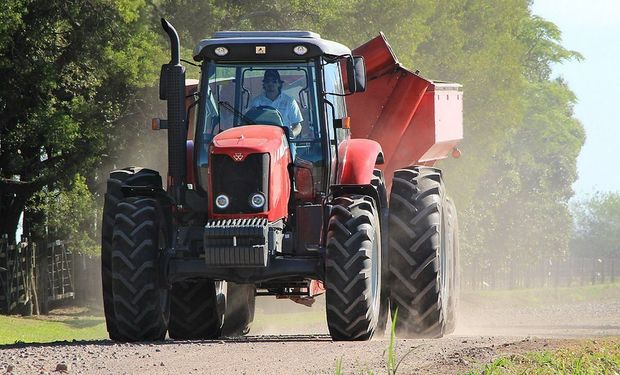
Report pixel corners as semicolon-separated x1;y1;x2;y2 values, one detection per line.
193;31;352;62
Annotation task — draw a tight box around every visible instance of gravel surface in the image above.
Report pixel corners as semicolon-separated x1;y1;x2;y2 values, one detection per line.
1;295;618;374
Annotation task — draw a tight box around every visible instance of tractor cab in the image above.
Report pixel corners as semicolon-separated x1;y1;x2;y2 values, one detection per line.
192;31;366;207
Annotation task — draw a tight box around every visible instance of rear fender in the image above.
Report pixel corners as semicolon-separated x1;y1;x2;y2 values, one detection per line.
337;139;384;185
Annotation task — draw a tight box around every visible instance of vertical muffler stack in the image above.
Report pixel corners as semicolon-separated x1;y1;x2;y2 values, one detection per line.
160;19;187;199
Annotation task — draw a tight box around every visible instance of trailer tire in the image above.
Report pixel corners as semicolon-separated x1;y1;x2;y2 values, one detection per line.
110;197;169;342
101;167;161;340
168;280;225;340
325;195;381;341
221;283;256;337
388;166;454;338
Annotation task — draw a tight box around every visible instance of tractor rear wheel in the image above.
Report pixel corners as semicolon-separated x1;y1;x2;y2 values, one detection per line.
101;168;161;340
444;197;460;334
110;197;169;341
388;166;455;338
325;195;381;341
221;283;256;337
371;170;390;337
168;280;225;340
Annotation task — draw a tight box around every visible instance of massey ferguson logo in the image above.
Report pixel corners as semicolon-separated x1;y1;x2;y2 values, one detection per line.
232;153;244;162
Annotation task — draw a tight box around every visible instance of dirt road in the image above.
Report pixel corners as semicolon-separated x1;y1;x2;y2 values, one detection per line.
1;293;618;374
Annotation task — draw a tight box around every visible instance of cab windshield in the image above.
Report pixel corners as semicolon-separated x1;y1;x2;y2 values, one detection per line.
196;61;320;142
194;60;325;194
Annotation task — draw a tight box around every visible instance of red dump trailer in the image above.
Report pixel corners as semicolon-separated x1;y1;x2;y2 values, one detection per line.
348;33;463;184
101;20;463;343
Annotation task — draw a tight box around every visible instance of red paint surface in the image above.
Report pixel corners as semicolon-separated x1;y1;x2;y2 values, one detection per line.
338;139;383;185
208;125;291;222
348;34;463;187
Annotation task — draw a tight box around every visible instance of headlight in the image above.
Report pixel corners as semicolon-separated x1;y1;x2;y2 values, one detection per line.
293;45;308;56
249;193;265;209
214;46;229;56
215;194;229;209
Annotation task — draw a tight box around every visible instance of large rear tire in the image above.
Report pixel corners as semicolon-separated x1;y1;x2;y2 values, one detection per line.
388;166;454;338
325;195;381;341
101;168;161;340
168;280;225;340
371;170;390;337
110;197;169;342
221;283;256;337
444;197;460;334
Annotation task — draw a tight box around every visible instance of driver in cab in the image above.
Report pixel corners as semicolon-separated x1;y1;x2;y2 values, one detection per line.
250;69;303;138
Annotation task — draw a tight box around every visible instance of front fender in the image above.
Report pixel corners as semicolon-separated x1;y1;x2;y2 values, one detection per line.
337;139;384;185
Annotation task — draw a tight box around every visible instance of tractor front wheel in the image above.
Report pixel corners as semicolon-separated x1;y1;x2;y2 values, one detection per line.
325;195;381;341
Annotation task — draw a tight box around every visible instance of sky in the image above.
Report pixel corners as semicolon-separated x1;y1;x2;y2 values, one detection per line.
531;0;620;199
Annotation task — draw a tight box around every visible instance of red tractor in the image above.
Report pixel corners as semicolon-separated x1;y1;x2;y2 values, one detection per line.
101;19;463;341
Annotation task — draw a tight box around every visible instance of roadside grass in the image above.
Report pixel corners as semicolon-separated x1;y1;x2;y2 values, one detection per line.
252;309;326;331
462;281;620;308
464;339;620;374
335;309;414;375
0;314;107;345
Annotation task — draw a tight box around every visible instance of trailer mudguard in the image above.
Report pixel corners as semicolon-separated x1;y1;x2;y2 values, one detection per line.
337;138;383;185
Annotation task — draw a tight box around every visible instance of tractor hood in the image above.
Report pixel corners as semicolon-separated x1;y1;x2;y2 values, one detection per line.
208;125;291;222
211;125;289;161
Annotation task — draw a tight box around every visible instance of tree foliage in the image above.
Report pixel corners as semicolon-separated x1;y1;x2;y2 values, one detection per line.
0;0;164;242
28;174;98;254
572;193;620;258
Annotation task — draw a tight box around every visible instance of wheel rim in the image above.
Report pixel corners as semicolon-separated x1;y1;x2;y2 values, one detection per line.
440;203;450;316
371;217;380;315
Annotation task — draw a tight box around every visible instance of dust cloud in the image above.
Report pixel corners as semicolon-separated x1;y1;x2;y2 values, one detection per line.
252;295;329;336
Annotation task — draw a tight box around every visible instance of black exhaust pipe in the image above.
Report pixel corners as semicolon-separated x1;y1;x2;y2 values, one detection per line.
160;18;186;201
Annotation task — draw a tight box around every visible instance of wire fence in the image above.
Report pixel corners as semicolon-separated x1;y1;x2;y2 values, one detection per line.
0;237;101;315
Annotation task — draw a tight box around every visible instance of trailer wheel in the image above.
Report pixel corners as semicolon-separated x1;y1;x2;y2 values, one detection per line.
388;166;454;338
101;168;161;340
325;195;381;341
110;197;169;342
221;283;256;337
168;280;225;340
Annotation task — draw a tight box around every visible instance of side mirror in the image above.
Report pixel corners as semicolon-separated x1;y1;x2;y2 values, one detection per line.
346;56;366;93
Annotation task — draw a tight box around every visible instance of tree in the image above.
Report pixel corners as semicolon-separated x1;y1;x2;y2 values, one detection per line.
572;192;620;258
0;0;164;242
28;174;98;254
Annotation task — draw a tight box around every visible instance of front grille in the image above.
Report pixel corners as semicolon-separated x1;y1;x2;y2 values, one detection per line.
211;153;269;214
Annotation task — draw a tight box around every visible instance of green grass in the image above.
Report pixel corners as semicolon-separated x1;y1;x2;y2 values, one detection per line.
0;314;107;345
253;308;326;331
464;339;620;374
463;281;620;308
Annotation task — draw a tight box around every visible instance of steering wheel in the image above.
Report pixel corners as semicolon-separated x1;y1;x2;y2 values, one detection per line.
244;105;285;127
